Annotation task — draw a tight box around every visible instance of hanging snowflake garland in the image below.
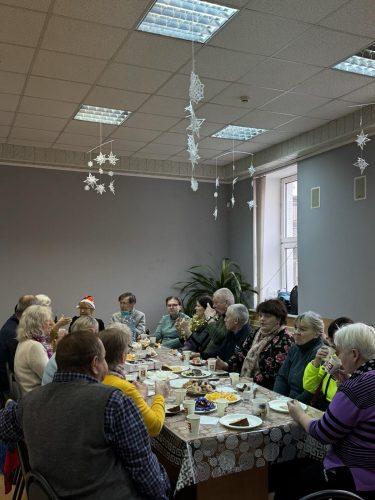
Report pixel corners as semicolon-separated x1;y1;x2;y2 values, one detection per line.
107;151;119;166
186;107;205;137
95;183;106;195
246;154;256;210
187;135;200;167
352;105;371;176
213;207;218;220
247;200;255;210
191;177;199;191
189;71;204;104
353;156;369;174
95;152;106;165
355;130;371;150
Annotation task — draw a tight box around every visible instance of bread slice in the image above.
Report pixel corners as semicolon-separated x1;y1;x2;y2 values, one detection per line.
230;417;249;427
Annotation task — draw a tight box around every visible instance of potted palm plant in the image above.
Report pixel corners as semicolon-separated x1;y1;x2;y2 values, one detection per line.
175;258;257;316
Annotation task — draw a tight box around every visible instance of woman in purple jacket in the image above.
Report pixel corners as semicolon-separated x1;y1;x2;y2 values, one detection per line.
286;323;375;499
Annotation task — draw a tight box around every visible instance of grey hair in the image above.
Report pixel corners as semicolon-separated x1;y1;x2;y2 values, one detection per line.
35;294;52;307
106;322;132;343
71;316;99;334
17;305;52;342
227;304;249;327
214;288;235;305
335;323;375;361
15;295;37;316
295;311;324;337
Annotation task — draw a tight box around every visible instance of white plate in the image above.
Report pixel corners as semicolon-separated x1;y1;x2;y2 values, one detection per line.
146;371;180;381
219;413;262;430
206;393;242;404
180;369;211;379
212;370;228;376
195;403;217;414
215;385;236;394
269;399;307;413
169;378;186;389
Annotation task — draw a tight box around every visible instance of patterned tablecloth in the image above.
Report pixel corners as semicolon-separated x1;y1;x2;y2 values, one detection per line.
149;348;327;493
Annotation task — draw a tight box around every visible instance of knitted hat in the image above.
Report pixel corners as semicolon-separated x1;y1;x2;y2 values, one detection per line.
77;295;95;310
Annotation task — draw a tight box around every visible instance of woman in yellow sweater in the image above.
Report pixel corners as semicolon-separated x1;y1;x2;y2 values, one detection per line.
303;316;353;409
100;324;166;437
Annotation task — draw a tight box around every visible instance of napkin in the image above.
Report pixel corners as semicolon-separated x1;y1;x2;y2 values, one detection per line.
200;416;219;425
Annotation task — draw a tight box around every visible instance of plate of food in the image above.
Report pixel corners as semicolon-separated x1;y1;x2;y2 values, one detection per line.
165;404;184;416
219;413;262;430
183;380;216;396
140;339;150;349
206;392;241;404
268;399;307;413
146;371;180;381
190;358;207;366
169;378;186;389
194;397;217;414
211;370;228;377
162;365;185;374
126;353;136;362
215;385;236;393
236;382;256;392
145;347;157;357
180;368;211;379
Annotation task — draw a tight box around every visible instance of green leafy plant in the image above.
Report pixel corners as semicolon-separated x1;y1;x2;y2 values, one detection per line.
175;258;258;316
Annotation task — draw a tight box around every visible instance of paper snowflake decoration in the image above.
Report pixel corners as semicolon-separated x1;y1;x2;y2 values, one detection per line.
108;171;114;177
187;109;205;137
231;195;235;208
189;71;204;104
191;177;199;192
107;152;119;166
84;173;98;188
247;200;255;210
87;160;93;168
248;163;255;177
185;101;194;116
215;177;220;189
95;183;106;195
98;168;104;174
232;177;238;187
353;157;369;174
187;135;200;166
94;152;106;166
109;181;115;195
84;185;90;191
232;163;236;171
355;130;371;150
213;207;218;220
214;191;218;198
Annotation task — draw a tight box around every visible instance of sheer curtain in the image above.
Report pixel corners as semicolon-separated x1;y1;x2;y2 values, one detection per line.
253;175;266;304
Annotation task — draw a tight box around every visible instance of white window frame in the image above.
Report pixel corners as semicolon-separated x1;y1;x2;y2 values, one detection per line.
280;174;297;291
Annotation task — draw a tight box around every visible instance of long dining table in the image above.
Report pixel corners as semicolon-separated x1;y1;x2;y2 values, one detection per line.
141;346;326;499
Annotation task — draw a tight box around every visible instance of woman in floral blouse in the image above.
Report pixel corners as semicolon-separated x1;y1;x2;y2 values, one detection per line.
227;299;294;389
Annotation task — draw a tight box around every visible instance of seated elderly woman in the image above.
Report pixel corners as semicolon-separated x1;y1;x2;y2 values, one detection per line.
180;295;213;352
69;295;104;332
281;323;375;500
226;299;293;389
303;316;354;410
273;311;324;403
154;296;190;349
14;305;54;393
100;324;167;437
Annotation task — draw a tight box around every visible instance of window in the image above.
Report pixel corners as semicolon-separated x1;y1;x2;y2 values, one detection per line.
281;175;298;291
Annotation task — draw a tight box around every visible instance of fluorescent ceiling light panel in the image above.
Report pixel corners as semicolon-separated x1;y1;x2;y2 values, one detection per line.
74;105;130;126
138;0;238;43
212;125;268;141
333;44;375;77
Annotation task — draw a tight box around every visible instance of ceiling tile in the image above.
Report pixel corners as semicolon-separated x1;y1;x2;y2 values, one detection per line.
85;86;149;111
19;96;77;118
0;93;20;112
33;50;107;83
340;81;375;104
0;71;25;94
137;96;185;118
115;32;191;72
305;99;354;120
24;76;90;103
214;0;248;6
0;110;14;126
240;58;321;90
9;139;53;148
199;136;242;150
197;148;222;160
210;83;282;109
14;113;67;132
111;126;161;142
0;4;46;46
232;141;266;153
63;121;116;137
135;143;183;156
3;0;51;11
0;125;10;137
124;113;180;131
153;132;186;146
131;151;171;161
157;74;229;101
260;92;331;114
9;127;60;142
54;132;99;147
42;15;126;59
0;43;35;73
210;9;309;56
293;69;372;98
250;129;292;144
196;103;248;124
180;46;264;81
53;0;150;29
99;63;171;93
274;27;372;67
113;139;145;152
319;0;375;38
53;143;87;152
275;116;328;135
234;109;297;129
246;0;347;23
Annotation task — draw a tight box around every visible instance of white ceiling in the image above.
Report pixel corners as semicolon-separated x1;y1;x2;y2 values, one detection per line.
0;0;375;166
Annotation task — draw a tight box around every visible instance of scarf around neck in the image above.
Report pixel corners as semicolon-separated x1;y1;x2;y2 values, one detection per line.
350;358;375;379
31;331;53;359
241;325;284;378
109;363;128;380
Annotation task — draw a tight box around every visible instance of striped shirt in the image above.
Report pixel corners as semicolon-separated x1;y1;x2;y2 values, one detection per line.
309;360;375;492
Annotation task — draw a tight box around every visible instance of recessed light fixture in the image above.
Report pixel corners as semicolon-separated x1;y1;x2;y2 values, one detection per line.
137;0;238;43
212;125;268;141
333;43;375;77
74;105;130;126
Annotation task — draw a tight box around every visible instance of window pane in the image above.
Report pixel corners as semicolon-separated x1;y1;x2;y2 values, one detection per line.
285;180;297;238
285;247;298;291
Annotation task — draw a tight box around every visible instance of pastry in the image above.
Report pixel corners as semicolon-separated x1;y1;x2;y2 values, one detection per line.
230;417;249;427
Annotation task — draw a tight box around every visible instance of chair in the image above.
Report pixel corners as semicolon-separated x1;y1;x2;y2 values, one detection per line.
25;470;59;500
299;489;364;500
12;441;30;500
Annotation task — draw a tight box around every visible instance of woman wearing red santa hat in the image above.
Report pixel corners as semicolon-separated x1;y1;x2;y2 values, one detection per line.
69;295;105;332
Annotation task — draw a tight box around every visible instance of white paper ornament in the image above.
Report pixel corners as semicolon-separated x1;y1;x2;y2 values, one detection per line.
191;177;199;192
109;181;115;195
94;152;106;165
247;200;255;210
95;183;106;195
84;173;98;187
88;160;93;168
213;207;218;220
355;130;371;150
189;71;204;104
107;152;119;166
353;156;369;174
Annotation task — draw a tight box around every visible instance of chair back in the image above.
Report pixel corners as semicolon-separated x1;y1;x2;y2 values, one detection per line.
9;373;22;401
17;440;31;478
299;489;364;500
25;470;59;500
